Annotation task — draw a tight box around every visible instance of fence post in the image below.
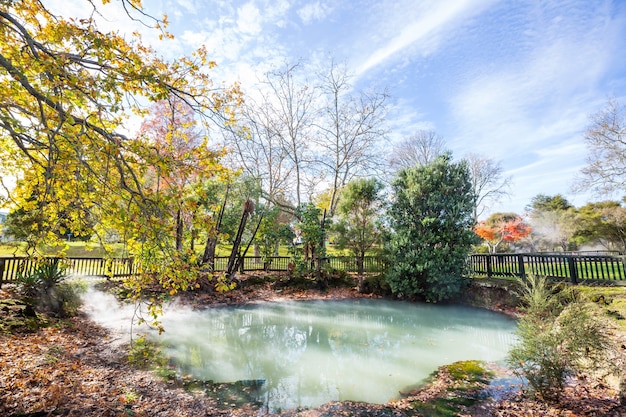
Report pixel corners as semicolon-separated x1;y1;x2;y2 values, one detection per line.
517;254;526;279
486;255;492;279
566;255;578;284
0;257;4;288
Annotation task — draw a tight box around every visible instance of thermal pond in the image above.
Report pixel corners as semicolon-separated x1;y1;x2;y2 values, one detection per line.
82;288;518;412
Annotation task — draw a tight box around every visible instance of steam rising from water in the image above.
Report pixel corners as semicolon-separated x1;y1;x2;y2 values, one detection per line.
82;286;517;411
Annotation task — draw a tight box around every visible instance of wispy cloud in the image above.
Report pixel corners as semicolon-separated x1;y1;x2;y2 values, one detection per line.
449;3;623;161
297;1;333;25
354;0;495;78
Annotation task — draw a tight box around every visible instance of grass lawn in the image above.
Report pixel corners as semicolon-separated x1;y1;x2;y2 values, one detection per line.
576;285;626;333
483;259;626;281
0;241;363;258
0;241;128;257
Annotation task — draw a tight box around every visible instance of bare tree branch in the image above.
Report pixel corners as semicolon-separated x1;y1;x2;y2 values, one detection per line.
465;153;512;223
574;98;626;196
388;130;447;170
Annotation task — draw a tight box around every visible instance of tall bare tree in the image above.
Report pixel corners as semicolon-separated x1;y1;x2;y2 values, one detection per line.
224;63;316;213
465;153;512;223
388;130;447;170
225;61;388;217
264;63;317;209
224;99;294;204
314;61;388;216
575;98;626;195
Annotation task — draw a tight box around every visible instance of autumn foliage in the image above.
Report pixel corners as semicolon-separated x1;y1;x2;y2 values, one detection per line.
475;213;532;253
0;1;245;327
0;1;241;255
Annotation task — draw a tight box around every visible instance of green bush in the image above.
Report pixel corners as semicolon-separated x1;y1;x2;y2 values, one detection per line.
508;275;617;400
359;273;392;295
17;258;68;294
54;281;87;317
385;154;476;302
16;258;84;317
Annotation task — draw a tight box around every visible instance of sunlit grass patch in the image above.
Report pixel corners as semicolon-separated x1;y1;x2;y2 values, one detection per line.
577;285;626;332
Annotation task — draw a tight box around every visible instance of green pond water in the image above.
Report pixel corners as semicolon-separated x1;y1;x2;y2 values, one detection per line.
153;299;517;412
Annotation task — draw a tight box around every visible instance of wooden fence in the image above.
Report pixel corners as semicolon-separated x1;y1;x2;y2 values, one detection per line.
211;256;387;273
0;257;136;286
0;255;386;285
2;253;624;286
468;253;626;283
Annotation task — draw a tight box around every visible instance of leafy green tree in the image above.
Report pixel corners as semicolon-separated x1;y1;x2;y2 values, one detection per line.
385;154;476;302
297;204;326;262
4;194;94;247
291;204;327;285
526;194;578;252
527;194;573;213
3;205;41;242
530;208;579;252
576;201;626;253
256;206;295;268
332;178;385;275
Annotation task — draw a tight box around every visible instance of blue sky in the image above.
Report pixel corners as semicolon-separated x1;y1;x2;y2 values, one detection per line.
59;0;626;217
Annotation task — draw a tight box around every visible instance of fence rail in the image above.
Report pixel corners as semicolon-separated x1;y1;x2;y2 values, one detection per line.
0;257;137;285
468;253;626;283
2;253;624;286
0;255;385;285
211;256;387;273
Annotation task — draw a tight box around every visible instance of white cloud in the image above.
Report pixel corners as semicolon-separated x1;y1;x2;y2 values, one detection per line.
169;0;198;17
297;1;332;25
497;162;589;215
385;98;434;140
237;2;263;35
36;0;626;217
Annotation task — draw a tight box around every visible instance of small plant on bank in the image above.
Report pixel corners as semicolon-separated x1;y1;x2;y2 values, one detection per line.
16;258;85;318
507;275;618;400
127;335;161;369
127;334;175;380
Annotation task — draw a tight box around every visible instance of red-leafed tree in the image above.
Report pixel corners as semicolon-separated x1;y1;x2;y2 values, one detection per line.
475;212;532;253
137;97;229;255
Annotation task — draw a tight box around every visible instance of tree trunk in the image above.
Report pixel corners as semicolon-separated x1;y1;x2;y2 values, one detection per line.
226;199;254;279
175;209;183;252
315;209;327;289
190;213;197;252
357;252;364;276
201;185;229;269
202;233;218;270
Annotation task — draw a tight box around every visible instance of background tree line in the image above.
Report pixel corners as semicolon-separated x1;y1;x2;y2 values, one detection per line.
475;194;626;254
1;1;626;308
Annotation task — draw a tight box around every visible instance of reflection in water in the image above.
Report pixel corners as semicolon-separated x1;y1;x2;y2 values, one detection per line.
154;299;517;412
